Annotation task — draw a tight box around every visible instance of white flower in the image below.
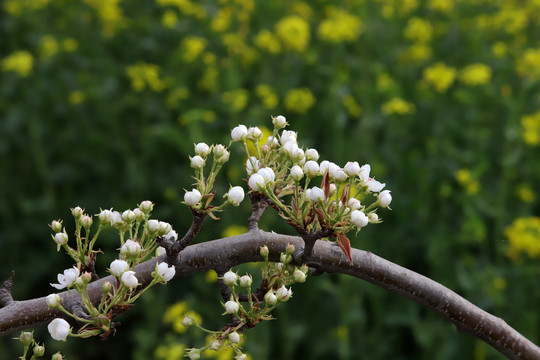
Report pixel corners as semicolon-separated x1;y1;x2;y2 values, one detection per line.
224;300;240;314
148;219;159;232
239;275;252;287
248;173;266;191
273;115;287;129
165;229;178;241
247;126;263;141
378;190;392;207
227;186;245;206
303;160;319;177
71;206;83;219
109;259;129;277
156;246;167;256
257;167;275;183
368;212;379;223
187;349;201;359
190;155;205;169
81;215;93;227
228;331;241;344
290;165;304;181
194;142;210;157
281;130;297;145
344;161;361;176
182;316;195;327
110;211;123;227
351;210;369;228
99;209;112;223
283;141;297;156
156;262;176;282
46;294;61;308
359;164;371;182
290;146;305;162
236;354;247;360
264;291;277;305
121;210;135;222
158;221;172;235
367;178;385;192
54;232;68;246
333;169;348;182
305;148;319;161
48;318;70;342
348;198;362;210
223;271;237;285
266;135;279;147
50;220;62;233
121;271;139;288
213;144;229;163
246;156;260;175
209;340;223;350
184;189;202;207
306;186;325;202
50;267;80;290
231;124;248;141
133;208;144;221
121;239;141;257
139;200;153;213
276;286;293;301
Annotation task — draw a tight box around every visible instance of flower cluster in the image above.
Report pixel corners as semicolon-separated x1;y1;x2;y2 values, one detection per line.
232;115;392;261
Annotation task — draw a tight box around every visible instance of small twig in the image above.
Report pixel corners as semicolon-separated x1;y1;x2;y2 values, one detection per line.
0;271;15;308
291;227;334;263
247;193;271;231
68;300;93;321
157;209;206;263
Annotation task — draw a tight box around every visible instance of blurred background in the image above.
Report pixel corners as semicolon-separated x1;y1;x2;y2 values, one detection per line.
1;0;540;359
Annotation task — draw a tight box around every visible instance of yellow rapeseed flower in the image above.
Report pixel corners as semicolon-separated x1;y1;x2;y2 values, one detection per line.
521;111;540;146
516;184;535;203
181;36;207;63
422;62;457;93
162;10;178;28
254;30;281;54
222;89;249;112
401;43;433;63
381;97;416;115
404;17;433;43
39;35;59;59
125;63;168;92
84;0;125;36
455;169;479;195
459;63;492;86
156;0;207;20
342;95;362;117
162;301;203;334
2;50;34;77
62;38;78;52
166;87;190;109
68;91;85;105
317;8;362;43
505;217;540;260
428;0;454;14
155;343;185;360
255;84;279;109
517;48;540;80
284;88;315;114
210;8;232;32
275;15;310;53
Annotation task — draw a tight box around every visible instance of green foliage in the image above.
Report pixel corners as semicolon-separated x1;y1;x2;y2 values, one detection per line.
2;0;540;359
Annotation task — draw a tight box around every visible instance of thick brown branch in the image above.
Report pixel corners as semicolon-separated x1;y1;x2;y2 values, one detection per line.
0;231;538;359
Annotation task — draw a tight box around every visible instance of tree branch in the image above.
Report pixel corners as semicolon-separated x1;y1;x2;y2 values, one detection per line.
1;230;538;359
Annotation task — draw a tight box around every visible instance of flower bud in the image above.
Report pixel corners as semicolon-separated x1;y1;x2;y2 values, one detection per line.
184;189;202;207
109;259;129;277
182;315;195;327
52;352;64;360
155;262;176;282
260;245;269;258
231;124;248;141
333;169;348;182
247;126;263;141
110;211;123;227
190;155;205;169
224;300;240;314
248;174;266;191
121;271;139;289
121;210;135;223
156;246;166;257
148;219;159;233
290;165;304;181
194;142;211;157
228;331;241;344
306;186;325;202
33;344;45;357
46;294;61;308
303;160;319;178
266;136;279;147
71;206;83;219
139;200;153;213
286;243;295;255
216;148;230;163
344;161;361;176
239;275;252;287
102;281;112;294
209;340;223;351
246;156;260;175
305;148;319;161
133;208;145;221
264;291;277;305
187;349;201;359
276;286;293;302
280;253;291;264
294;268;307;283
19;332;33;345
348;198;362;210
368;212;379;223
290;146;305;162
226;186;245;206
222;271;237;286
281;130;297;145
48;318;70;342
53;232;68;246
121;239;141;258
236;354;247;360
272;115;287;129
378;190;392;207
99;209;112;223
351;210;369;228
257;167;275;183
158;221;172;236
81;215;93;228
50;220;63;233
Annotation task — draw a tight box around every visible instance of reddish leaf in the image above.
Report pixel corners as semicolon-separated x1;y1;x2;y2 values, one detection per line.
321;171;330;200
336;232;353;263
340;184;349;205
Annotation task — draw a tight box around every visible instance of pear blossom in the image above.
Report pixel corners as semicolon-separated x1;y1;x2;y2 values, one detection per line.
290;146;305;162
223;271;237;285
378;190;392;207
248;173;266;191
109;259;129;277
81;215;93;227
48;318;70;341
156;246;167;256
50;267;80;290
190;155;205;169
71;206;83;219
305;148;319;161
194;142;210;157
344;161;361;176
184;189;202;207
368;212;379;223
290;165;304;181
121;239;141;257
139;200;153;213
157;221;172;235
359;164;371;182
333;169;348;182
224;300;240;314
165;229;178;241
264;291;277;305
303;160;319;177
182;316;196;327
257;167;275;183
348;198;362;210
155;262;176;282
281;130;297;145
266;135;279;147
46;294;61;308
247;126;263;141
351;210;369;228
294;268;307;283
121;271;139;288
99;209;112;223
121;210;135;222
228;331;241;344
246;156;260;175
306;186;325;202
239;275;252;287
50;220;62;233
276;286;293;302
366;178;385;192
236;354;247;360
110;211;123;227
273;115;287;129
187;349;201;359
147;219;160;232
231;125;248;141
227;186;245;206
53;232;68;246
133;208;144;221
213;144;230;163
